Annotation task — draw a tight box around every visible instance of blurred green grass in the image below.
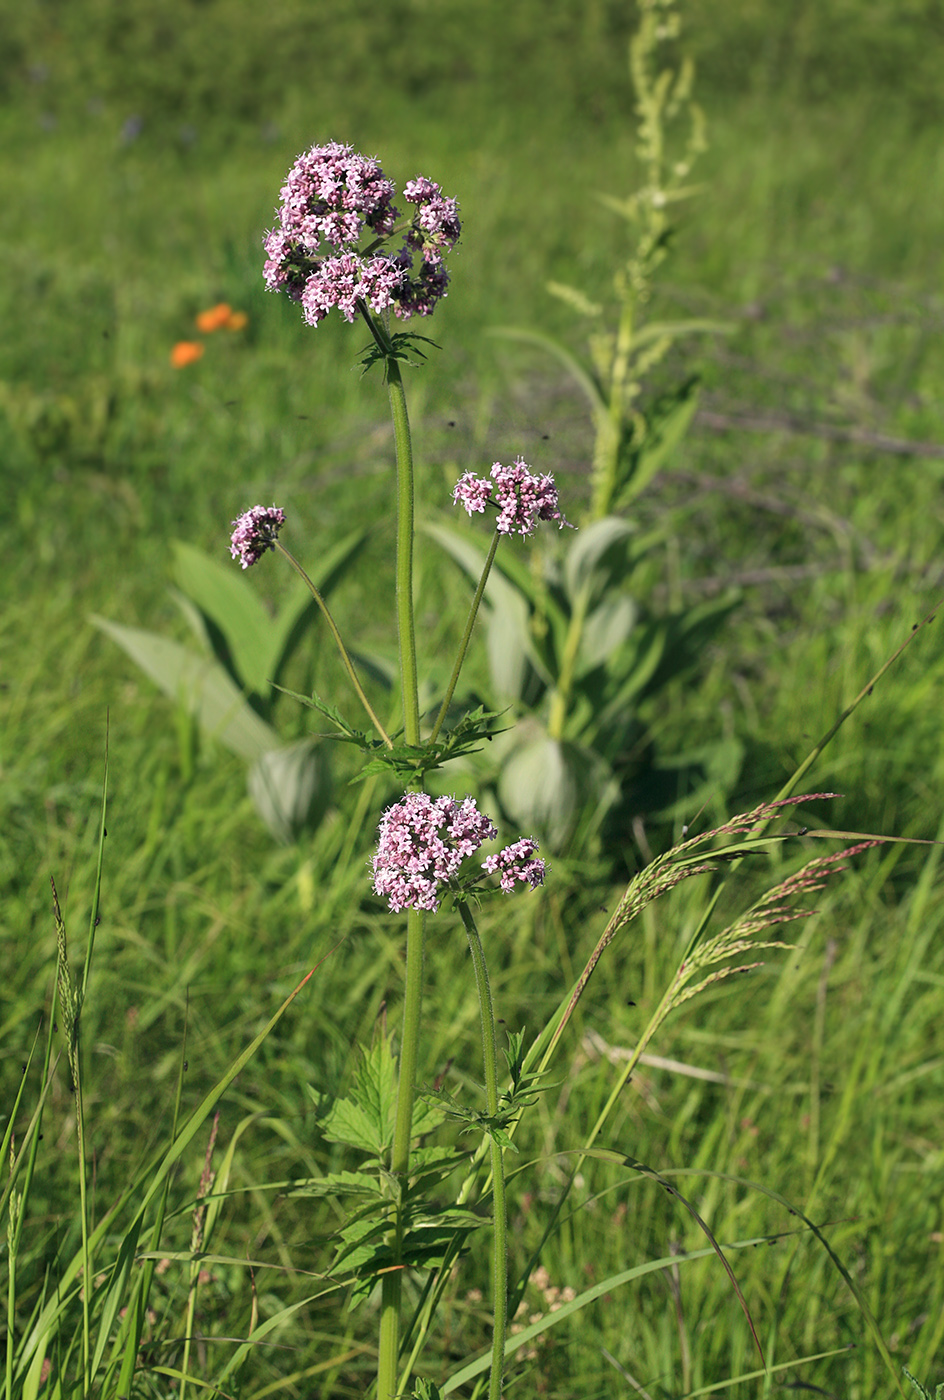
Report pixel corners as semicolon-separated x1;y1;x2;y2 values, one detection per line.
2;2;944;1395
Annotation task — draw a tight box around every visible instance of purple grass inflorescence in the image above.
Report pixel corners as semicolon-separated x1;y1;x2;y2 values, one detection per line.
453;458;572;537
230;505;286;568
263;142;460;327
372;792;545;913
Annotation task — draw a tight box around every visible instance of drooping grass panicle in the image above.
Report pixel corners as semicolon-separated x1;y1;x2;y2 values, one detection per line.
668;840;882;1013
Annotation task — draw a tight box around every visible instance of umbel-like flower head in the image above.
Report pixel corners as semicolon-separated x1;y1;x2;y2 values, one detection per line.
263;142;460;328
372;792;545;913
453;458;572;537
230;505;285;568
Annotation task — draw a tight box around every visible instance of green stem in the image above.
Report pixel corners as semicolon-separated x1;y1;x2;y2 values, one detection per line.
428;531;501;746
546;584;591;741
378;906;426;1399
386;355;421;750
458;902;508;1400
273;540;393;748
373;302;424;1398
74;1061;91;1394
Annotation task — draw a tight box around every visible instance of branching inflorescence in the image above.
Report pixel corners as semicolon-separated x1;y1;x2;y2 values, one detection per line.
263;141;461;327
371;792;545;913
453;457;573;536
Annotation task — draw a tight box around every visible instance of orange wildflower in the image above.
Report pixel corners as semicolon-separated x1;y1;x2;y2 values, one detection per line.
196;302;234;333
195;302;248;332
170;340;205;368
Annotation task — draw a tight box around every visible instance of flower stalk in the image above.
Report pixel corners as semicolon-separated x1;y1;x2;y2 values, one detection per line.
458;901;508;1400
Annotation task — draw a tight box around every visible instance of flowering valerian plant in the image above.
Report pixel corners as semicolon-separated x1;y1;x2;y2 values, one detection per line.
237;139;560;1400
263;141;460;327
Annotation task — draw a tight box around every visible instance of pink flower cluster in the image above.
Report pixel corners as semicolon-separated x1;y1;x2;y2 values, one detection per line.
453;458;572;537
482;839;546;892
263;142;460;327
372;792;545;913
229;505;286;568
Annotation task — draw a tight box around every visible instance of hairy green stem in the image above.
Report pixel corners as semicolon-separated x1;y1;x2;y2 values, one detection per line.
458;902;508;1400
374;313;425;1399
378;906;426;1398
428;530;500;746
273;539;393;747
546;584;591;741
386;356;422;751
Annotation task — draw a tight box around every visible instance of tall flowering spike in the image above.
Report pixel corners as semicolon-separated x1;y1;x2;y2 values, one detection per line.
230;505;285;568
482;839;546;892
264;141;460;327
453;457;572;537
372;793;497;913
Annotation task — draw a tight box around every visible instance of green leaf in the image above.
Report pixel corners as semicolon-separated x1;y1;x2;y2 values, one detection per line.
172;540;278;695
269;526;372;679
563;516;638;607
497;729;614;852
902;1368;943;1399
246;737;333;843
630;317;733;353
577;595;639;674
91;617;278;761
285;1169;384;1199
316;1036;399;1158
486;587;537;703
489;326;606;417
616;378;700;508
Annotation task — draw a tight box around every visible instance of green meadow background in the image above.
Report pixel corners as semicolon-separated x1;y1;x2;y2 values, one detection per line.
2;1;944;1396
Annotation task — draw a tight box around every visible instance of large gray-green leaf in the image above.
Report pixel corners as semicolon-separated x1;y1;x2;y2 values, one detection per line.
563;516;637;607
173;527;370;697
578;595;639;673
247;738;332;844
91;617;277;761
172;541;278;696
485;587;535;703
423;523;554;689
497;728;609;852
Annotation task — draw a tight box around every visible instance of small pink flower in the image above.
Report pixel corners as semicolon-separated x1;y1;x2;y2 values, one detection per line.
229;505;285;568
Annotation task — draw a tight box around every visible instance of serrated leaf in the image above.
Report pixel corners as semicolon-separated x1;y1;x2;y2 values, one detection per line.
91;617;278;761
318;1037;398;1157
286;1169;383;1199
